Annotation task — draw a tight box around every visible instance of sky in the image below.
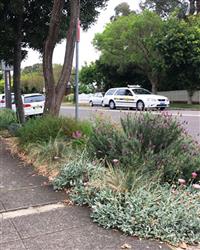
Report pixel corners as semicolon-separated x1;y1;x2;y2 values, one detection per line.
21;0;141;69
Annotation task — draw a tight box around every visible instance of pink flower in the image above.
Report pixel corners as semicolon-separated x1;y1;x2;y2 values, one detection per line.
192;172;198;179
112;159;119;165
192;184;200;190
178;178;186;185
72;130;82;139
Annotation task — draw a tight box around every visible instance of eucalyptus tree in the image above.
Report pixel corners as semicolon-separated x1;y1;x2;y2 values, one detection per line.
28;0;109;115
94;11;164;93
139;0;188;18
110;2;136;21
156;16;200;103
140;0;200;17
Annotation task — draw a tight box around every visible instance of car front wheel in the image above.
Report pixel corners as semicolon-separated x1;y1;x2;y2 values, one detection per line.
109;100;116;109
136;100;145;111
160;107;165;111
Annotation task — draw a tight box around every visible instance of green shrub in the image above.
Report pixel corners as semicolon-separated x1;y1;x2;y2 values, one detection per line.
87;113;200;182
61;118;92;140
0;80;4;93
17;115;92;147
17;116;65;145
150;138;200;182
63;94;74;103
72;184;200;245
87;118;123;161
53;153;102;190
0;108;18;130
121;113;183;154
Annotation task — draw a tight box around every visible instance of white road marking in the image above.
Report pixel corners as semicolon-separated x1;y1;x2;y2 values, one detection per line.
1;203;65;220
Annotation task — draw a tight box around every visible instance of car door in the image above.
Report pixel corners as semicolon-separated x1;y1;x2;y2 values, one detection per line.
93;93;99;105
114;89;126;107
95;93;103;105
114;89;134;108
124;89;136;108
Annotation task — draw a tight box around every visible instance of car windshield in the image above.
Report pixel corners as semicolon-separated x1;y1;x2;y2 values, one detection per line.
131;88;151;95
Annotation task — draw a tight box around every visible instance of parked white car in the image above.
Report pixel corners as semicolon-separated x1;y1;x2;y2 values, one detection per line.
1;93;45;116
0;93;14;108
21;93;45;116
89;92;104;106
103;86;170;110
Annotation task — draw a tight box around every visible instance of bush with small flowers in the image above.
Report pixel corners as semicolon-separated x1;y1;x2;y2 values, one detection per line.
87;113;200;182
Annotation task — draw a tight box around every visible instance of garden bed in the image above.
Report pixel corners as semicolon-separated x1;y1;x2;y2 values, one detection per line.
0;108;200;248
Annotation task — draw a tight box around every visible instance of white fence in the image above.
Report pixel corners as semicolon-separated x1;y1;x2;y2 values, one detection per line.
158;90;200;104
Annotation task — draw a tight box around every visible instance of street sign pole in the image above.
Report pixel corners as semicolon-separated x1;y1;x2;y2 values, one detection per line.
5;69;12;109
1;60;12;109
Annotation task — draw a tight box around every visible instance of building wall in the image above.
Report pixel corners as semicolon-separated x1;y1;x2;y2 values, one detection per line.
158;90;200;104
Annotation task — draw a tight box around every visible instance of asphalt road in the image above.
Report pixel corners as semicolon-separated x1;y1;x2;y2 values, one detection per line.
60;106;200;143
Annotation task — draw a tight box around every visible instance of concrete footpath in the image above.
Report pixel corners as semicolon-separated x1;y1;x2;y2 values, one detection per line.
0;139;171;250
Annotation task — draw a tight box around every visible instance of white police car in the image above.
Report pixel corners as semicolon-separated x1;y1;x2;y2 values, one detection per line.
102;85;170;111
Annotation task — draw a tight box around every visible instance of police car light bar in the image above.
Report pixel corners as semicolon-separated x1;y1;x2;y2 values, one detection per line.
127;85;141;88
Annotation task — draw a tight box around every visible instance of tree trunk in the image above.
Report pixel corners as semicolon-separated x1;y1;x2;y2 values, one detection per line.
189;0;195;14
148;75;158;94
151;84;157;94
43;0;65;115
196;0;200;13
187;90;193;104
43;0;79;116
13;14;25;123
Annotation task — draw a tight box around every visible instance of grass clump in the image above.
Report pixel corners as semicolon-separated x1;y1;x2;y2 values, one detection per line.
0;108;18;130
25;137;70;170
